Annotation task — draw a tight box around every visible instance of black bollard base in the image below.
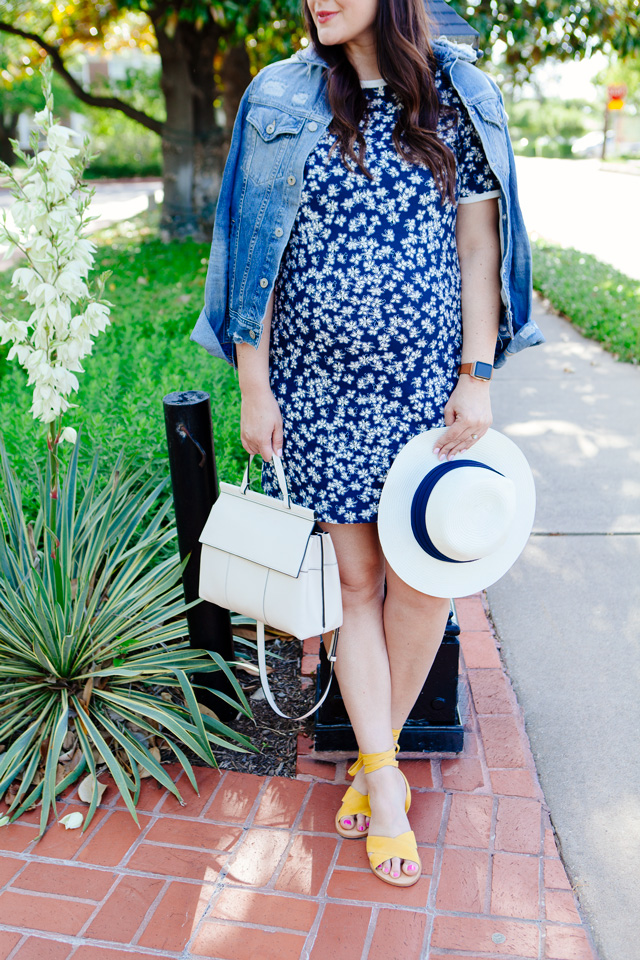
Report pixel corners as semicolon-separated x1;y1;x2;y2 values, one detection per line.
313;606;464;754
311;717;464;754
163;390;238;721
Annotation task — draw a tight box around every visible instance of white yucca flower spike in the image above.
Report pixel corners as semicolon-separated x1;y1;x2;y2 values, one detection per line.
0;57;112;438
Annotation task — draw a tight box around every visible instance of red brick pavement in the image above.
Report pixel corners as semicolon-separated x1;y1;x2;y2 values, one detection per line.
0;595;599;960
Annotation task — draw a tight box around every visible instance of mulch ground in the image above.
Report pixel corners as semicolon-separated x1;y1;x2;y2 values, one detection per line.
205;634;316;779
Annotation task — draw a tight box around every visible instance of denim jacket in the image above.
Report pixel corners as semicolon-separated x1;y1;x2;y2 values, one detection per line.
191;37;544;367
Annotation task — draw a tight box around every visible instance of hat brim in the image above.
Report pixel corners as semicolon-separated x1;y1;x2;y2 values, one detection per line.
377;427;536;598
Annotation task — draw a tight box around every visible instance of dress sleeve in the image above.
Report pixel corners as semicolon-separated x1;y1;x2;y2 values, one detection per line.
456;104;501;204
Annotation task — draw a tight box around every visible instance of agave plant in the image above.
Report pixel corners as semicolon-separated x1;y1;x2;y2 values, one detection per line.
0;437;255;836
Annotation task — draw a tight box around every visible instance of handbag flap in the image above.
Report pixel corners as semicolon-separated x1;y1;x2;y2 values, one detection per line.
199;484;317;578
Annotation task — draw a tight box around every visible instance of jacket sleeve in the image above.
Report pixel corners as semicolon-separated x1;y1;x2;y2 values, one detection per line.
485;77;544;367
190;83;253;364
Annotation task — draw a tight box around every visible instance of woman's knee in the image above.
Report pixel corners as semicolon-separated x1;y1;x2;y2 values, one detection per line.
340;562;385;607
319;521;385;607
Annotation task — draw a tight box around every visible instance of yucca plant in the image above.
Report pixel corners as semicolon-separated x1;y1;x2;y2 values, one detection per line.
0;437;255;836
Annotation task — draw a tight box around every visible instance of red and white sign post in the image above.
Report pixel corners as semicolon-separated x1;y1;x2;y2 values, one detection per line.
602;84;627;160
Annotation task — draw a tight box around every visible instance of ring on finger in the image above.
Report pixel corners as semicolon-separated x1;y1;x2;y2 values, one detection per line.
471;434;478;440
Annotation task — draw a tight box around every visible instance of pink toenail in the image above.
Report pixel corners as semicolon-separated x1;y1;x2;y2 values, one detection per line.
392;871;399;877
408;865;416;872
383;867;389;874
343;819;352;826
358;825;364;831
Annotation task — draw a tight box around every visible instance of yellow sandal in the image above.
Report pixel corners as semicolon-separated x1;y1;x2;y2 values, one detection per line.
362;748;421;888
335;753;371;839
335;730;406;840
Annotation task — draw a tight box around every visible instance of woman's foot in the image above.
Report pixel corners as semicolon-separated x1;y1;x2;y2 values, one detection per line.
366;765;420;879
338;765;370;835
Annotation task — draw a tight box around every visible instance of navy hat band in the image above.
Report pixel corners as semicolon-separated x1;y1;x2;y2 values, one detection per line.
410;459;504;564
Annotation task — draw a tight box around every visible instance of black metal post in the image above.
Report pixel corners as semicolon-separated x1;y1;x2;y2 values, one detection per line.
314;605;464;753
163;390;237;720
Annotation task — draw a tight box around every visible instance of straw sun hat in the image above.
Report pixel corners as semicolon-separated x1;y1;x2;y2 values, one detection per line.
378;427;536;599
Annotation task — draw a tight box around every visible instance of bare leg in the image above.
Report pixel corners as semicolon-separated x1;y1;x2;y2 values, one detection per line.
319;521;419;878
383;561;451;732
318;522;390;753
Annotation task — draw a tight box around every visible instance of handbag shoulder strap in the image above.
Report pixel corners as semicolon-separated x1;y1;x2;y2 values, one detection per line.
257;622;340;721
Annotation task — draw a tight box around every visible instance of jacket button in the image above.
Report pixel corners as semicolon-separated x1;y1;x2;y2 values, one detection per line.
250;331;257;340
287;175;296;186
308;121;318;131
275;227;284;237
259;278;268;288
266;122;276;134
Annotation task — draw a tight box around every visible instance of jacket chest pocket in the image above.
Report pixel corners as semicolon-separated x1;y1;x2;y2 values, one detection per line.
469;97;508;178
243;105;306;185
473;97;506;129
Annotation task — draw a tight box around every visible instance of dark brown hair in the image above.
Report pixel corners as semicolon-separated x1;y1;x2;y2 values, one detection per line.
302;0;457;202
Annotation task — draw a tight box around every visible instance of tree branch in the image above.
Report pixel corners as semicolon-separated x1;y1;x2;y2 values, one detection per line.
0;20;164;136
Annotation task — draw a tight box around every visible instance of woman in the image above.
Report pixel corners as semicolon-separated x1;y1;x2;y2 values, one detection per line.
192;0;543;888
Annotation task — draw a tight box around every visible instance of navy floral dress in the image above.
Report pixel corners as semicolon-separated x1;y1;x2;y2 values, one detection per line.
262;68;501;523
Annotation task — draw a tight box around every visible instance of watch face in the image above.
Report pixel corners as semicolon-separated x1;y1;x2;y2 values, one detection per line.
474;361;493;380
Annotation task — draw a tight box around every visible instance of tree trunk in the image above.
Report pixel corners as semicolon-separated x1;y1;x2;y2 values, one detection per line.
0;112;19;167
192;23;226;242
153;16;226;241
221;43;253;144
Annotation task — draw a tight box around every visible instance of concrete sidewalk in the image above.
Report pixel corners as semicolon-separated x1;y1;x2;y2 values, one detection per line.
487;295;640;960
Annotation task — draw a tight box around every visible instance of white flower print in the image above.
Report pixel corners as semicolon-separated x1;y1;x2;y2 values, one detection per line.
263;68;500;522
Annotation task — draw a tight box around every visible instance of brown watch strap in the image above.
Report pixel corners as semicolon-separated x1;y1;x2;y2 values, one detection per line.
458;362;493;380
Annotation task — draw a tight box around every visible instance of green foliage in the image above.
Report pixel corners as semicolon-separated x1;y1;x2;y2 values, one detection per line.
532;240;640;363
0;39;80;117
114;1;302;40
81;66;164;178
507;98;594;157
593;53;640;108
84;113;161;178
0;217;245;516
0;34;84;165
448;0;640;75
244;15;307;72
89;63;165;121
0;438;256;836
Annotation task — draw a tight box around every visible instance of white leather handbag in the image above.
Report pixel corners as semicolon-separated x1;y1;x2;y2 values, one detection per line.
198;455;343;720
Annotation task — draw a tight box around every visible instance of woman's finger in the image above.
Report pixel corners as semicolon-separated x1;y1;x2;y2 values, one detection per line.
272;417;284;459
241;434;269;457
434;423;467;457
437;425;488;460
436;425;475;458
260;440;274;462
442;428;490;460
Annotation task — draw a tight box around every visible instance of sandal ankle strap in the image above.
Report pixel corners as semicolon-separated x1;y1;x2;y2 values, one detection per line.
350;729;402;778
361;748;399;775
347;753;364;777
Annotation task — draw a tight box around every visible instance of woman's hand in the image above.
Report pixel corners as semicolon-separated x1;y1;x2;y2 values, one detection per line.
433;377;492;461
240;385;283;462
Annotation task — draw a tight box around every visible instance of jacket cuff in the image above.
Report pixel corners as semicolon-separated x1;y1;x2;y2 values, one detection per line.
190;309;233;364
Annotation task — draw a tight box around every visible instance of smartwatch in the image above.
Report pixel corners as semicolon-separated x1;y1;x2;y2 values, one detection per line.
458;361;493;381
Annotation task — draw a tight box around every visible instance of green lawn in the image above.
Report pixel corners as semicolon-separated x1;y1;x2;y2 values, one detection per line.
531;240;640;364
0;217;244;512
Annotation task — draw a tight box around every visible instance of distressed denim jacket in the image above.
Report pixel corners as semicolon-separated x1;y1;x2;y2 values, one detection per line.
191;38;544;367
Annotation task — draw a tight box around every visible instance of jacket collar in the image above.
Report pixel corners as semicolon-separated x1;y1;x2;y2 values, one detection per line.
292;35;479;69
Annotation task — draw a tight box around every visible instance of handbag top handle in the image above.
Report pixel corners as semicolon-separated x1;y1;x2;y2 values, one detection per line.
241;454;291;509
